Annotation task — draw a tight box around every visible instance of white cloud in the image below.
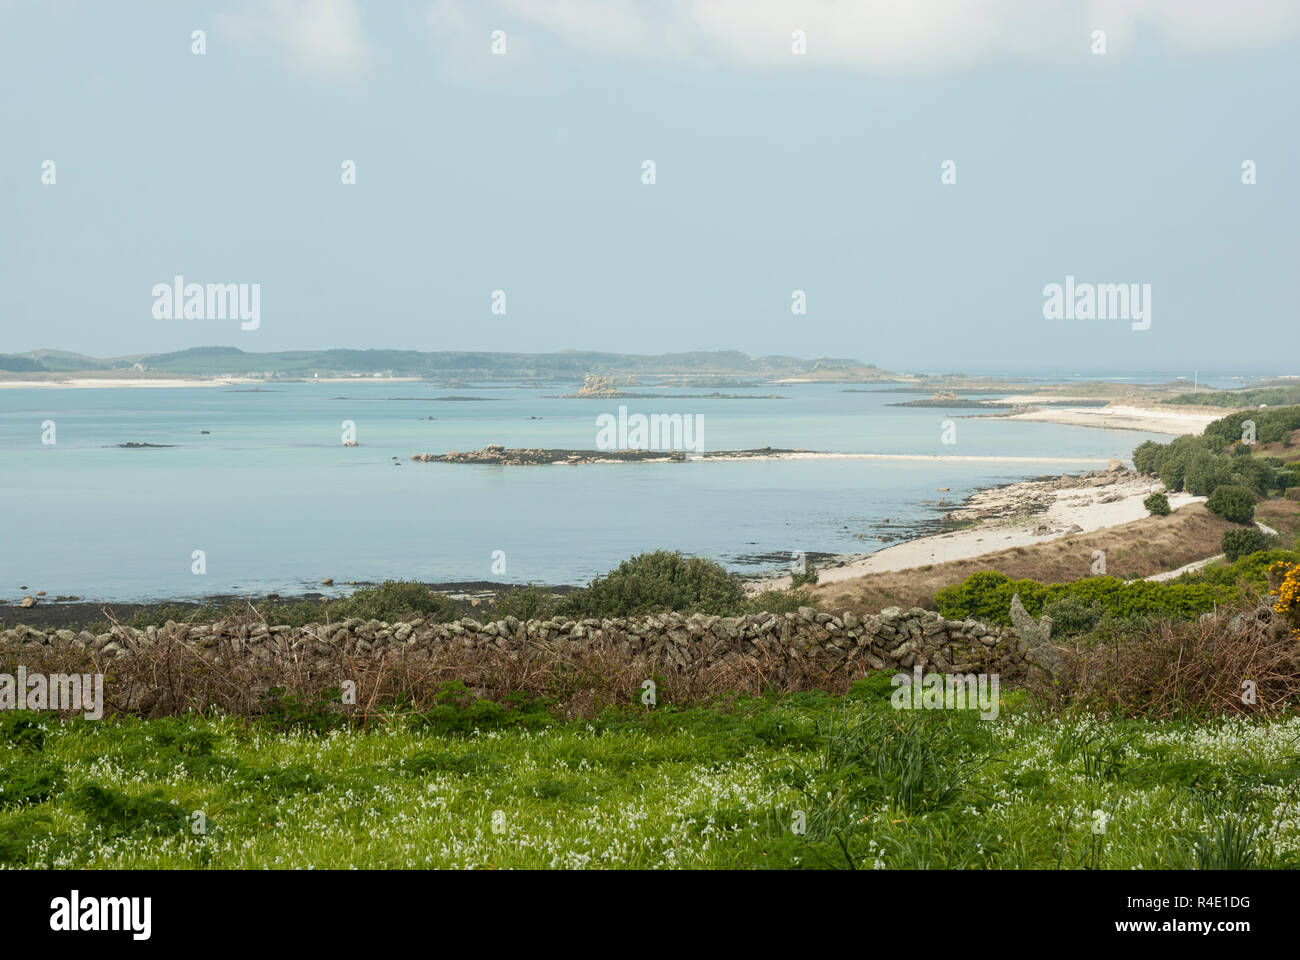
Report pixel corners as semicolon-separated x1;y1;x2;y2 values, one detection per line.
426;0;1300;73
219;0;371;80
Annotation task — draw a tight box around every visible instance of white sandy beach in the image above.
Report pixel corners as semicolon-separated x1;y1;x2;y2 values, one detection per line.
985;403;1217;436
780;451;1112;465
699;452;1114;465
756;472;1205;589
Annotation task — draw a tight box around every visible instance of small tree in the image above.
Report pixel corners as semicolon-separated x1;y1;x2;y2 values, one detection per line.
1143;491;1171;517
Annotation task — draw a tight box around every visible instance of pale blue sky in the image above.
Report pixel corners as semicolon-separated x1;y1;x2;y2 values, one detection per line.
3;1;1297;374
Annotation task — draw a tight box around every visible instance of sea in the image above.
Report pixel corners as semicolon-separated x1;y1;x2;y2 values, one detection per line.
0;376;1236;602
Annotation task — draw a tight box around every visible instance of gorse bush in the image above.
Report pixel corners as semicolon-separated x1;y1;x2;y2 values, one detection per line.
1143;491;1171;517
1272;561;1300;639
556;551;747;618
1206;485;1257;525
934;571;1232;636
1221;527;1278;563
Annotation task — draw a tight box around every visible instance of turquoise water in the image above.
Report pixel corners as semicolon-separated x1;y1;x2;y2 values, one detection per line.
0;381;1172;601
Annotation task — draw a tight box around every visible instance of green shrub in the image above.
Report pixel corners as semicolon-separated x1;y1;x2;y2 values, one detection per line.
934;571;1044;625
790;562;820;588
1220;527;1278;563
1143;492;1171;517
935;571;1232;628
1272;469;1298;493
1041;595;1110;638
1132;440;1164;475
741;589;819;615
1228;456;1275;497
557;551;746;618
1205;485;1257;525
492;585;555;621
1190;549;1300;590
1183;451;1233;497
334;581;461;623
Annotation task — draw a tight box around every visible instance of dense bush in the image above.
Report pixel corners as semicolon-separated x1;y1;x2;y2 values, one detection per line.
1156;435;1207;491
1143;491;1171;517
1221;527;1278;562
1183;451;1234;497
556;550;747;618
1274;469;1299;493
1205;485;1257;524
333;581;462;623
492;585;555;621
1132;440;1164;476
934;571;1232;635
1227;456;1275;497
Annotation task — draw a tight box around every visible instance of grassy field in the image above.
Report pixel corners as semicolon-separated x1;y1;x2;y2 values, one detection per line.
5;677;1299;870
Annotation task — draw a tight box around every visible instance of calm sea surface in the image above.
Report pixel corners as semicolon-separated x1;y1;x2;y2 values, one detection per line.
0;379;1204;601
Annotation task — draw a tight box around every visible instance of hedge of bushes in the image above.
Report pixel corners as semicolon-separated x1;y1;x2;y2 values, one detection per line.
934;571;1233;635
1184;549;1300;591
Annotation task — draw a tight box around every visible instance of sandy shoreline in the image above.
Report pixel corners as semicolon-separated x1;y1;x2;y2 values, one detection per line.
980;403;1217;436
750;452;1112;465
753;469;1202;589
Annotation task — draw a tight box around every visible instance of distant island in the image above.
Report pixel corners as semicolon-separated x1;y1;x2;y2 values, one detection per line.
0;346;901;383
4;346;1298;414
411;444;811;465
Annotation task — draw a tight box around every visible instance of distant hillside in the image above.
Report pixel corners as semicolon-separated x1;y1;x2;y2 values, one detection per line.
0;349;116;373
0;354;46;373
0;347;904;382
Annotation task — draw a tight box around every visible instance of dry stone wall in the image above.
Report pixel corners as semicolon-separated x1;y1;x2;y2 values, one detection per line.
3;605;1031;680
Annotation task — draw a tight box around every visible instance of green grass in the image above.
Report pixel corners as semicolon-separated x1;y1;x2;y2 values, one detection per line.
3;685;1300;869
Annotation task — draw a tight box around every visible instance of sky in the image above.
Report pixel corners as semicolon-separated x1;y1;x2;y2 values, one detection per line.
3;0;1297;375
